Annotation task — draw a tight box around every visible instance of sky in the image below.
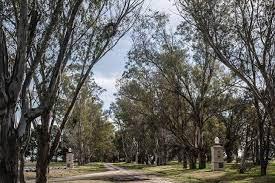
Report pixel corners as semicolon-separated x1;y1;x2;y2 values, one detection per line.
93;0;180;110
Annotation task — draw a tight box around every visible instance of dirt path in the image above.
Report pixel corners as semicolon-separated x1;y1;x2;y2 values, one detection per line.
48;163;174;183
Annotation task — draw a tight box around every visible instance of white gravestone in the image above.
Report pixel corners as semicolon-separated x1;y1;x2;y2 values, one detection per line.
211;137;224;171
66;148;74;168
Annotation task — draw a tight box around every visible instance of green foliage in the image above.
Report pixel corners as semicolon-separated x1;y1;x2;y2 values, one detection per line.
113;12;239;167
63;79;115;163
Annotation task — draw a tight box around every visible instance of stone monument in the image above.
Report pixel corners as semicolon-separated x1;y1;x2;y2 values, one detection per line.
66;148;74;168
211;137;224;171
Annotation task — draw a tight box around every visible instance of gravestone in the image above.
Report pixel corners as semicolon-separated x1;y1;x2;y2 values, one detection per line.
66;148;74;168
211;137;224;171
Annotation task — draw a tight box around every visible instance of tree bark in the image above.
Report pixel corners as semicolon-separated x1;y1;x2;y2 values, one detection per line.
259;117;271;176
196;125;206;169
198;150;206;169
234;147;239;163
138;151;145;164
239;148;248;174
154;153;158;165
255;140;260;165
188;153;197;169
178;150;182;163
260;158;267;176
239;126;250;174
182;152;187;169
189;158;196;169
162;144;168;165
0;27;20;183
135;151;139;164
224;141;234;163
259;119;267;176
0;109;19;183
36;112;51;183
19;151;26;183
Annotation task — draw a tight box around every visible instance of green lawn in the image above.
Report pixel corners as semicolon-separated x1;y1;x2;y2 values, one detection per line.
25;161;67;167
113;161;275;183
25;161;106;172
76;162;107;174
25;162;106;180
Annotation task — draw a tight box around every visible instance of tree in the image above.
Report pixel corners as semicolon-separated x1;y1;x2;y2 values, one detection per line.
64;80;115;164
0;0;143;182
0;0;28;181
122;12;233;169
176;0;275;175
111;76;175;165
217;96;248;163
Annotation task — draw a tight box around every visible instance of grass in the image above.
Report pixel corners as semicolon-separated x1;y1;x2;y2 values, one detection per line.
25;162;106;180
113;161;275;183
25;161;67;167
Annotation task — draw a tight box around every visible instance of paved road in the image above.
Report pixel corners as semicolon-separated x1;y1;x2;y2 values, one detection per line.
49;163;173;183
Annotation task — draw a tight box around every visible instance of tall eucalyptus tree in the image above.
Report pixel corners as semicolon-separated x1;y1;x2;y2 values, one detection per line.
176;0;275;175
0;0;143;182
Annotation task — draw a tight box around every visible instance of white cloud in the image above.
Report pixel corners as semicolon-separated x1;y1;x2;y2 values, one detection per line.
149;0;175;12
93;72;121;110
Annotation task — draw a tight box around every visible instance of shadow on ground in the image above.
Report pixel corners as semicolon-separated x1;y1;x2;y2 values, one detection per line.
51;171;154;182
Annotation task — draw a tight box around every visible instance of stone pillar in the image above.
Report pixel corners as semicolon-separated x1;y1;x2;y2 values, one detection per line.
211;137;224;171
66;148;74;168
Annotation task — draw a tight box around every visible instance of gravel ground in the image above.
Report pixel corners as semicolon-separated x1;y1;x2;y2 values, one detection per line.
46;163;174;183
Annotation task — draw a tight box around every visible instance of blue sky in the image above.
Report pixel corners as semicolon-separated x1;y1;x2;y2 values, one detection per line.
93;0;180;110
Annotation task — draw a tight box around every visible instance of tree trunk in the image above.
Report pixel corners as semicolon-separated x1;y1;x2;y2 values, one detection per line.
135;151;139;164
239;148;248;174
36;113;51;183
182;152;187;169
122;136;130;163
36;135;50;183
255;140;260;165
125;157;131;163
0;109;19;183
77;119;85;165
260;160;267;176
259;120;267;176
234;148;239;163
138;152;145;164
163;144;168;165
264;116;271;176
178;150;182;163
239;126;250;174
78;142;85;165
198;150;206;169
150;154;155;165
19;151;26;183
154;153;159;165
0;21;28;182
189;158;196;169
224;142;234;163
206;152;211;162
145;155;149;165
188;153;197;169
196;125;206;169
